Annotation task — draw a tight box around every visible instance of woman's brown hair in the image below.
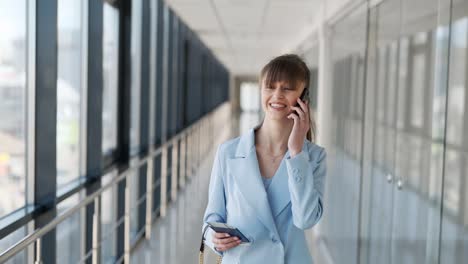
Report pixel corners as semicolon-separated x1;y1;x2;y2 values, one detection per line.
259;54;316;142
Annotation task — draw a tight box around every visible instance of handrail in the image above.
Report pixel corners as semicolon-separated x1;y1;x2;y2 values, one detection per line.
0;108;217;263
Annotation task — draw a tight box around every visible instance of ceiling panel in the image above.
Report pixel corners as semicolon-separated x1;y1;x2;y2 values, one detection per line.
167;0;324;76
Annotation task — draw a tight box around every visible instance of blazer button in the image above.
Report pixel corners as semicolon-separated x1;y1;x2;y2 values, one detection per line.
271;235;278;243
293;168;299;174
295;175;303;183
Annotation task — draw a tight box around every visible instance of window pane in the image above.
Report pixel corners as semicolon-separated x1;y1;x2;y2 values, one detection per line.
0;226;27;263
101;171;117;263
446;18;467;145
56;192;83;263
0;0;27;218
410;35;427;128
102;3;119;156
130;0;142;156
56;0;82;189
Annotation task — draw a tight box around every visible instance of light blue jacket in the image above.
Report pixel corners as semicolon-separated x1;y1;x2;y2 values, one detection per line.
202;127;327;264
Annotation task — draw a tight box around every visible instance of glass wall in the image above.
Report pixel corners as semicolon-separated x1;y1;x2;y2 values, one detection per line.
101;171;117;264
301;43;319;111
0;0;27;218
319;0;454;263
440;0;468;262
56;193;83;263
0;0;230;262
129;0;142;156
321;5;367;264
56;0;83;189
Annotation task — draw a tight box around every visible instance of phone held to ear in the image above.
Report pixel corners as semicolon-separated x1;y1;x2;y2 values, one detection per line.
293;88;309;111
299;88;309;104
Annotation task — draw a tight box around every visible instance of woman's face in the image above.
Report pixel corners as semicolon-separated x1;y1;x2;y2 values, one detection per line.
260;77;305;121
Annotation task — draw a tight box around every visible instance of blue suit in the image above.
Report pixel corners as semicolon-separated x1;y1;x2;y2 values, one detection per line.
202;127;327;264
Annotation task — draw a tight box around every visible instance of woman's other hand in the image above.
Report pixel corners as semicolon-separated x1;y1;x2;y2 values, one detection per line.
212;232;242;252
287;98;310;157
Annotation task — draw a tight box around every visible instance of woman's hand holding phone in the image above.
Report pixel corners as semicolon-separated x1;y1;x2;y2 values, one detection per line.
212;232;242;252
287;97;310;157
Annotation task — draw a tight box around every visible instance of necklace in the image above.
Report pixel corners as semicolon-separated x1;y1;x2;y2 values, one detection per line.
256;147;286;163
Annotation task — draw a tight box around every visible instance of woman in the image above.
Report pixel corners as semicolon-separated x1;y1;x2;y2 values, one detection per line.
201;54;327;264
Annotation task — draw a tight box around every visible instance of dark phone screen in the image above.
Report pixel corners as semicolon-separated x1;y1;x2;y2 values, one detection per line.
207;222;250;243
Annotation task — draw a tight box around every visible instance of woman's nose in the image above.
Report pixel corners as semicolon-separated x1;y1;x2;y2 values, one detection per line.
273;88;285;98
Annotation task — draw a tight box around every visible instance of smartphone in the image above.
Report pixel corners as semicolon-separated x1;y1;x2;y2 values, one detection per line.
293;88;309;113
299;88;309;104
207;222;251;244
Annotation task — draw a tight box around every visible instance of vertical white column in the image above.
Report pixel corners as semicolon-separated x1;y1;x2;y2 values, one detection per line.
171;140;179;201
160;147;168;217
145;158;154;239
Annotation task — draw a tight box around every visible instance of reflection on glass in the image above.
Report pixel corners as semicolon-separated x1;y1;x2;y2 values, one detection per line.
410;52;426;128
432;26;450;141
446;18;467;146
130;0;142;156
440;8;468;262
56;0;82;189
397;38;409;130
0;226;27;263
56;192;82;263
102;3;120;156
324;5;368;264
0;0;26;218
444;150;461;214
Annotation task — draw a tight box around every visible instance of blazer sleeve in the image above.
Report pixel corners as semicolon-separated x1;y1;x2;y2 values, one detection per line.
285;147;326;230
201;144;226;256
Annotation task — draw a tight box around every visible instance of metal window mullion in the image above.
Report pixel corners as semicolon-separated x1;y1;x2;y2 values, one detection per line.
34;0;58;263
161;4;169;143
84;1;104;263
116;0;132;259
137;0;150;235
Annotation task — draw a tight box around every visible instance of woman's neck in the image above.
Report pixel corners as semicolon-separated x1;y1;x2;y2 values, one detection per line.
254;117;293;154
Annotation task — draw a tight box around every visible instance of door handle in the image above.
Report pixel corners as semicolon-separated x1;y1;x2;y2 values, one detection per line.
397;179;403;190
386;173;393;183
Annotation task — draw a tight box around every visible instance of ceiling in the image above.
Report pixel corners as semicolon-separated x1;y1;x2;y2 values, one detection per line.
166;0;323;77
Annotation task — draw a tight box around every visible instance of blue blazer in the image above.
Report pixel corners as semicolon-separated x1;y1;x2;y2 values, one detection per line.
202;127;327;264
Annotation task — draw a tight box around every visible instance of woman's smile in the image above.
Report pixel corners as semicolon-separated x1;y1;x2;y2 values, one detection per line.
269;102;287;110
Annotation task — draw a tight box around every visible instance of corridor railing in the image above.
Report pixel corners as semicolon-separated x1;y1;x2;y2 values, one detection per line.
0;103;231;264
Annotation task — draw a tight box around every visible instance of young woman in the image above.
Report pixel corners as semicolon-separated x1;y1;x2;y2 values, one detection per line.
201;54;327;264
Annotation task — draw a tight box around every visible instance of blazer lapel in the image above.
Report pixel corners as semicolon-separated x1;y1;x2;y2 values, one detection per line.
228;128;280;238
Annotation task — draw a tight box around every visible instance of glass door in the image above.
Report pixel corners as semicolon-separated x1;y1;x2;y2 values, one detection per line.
390;0;450;263
362;1;401;263
440;0;468;262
